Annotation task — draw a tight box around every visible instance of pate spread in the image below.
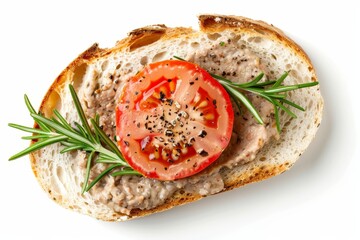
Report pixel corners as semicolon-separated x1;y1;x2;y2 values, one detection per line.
80;40;277;215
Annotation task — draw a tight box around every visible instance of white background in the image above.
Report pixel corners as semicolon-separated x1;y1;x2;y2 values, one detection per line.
0;0;359;239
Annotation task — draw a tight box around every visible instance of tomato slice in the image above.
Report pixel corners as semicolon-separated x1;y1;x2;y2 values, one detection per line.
116;60;234;180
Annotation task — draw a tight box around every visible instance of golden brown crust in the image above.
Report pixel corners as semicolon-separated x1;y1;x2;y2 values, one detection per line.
30;14;319;221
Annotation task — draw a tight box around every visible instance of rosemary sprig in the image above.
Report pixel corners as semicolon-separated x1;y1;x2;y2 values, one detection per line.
173;55;318;133
9;85;140;193
211;72;318;132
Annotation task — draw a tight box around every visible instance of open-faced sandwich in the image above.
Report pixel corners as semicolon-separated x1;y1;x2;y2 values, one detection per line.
9;14;323;221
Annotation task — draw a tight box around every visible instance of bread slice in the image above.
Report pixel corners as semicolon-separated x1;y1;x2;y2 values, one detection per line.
30;14;323;221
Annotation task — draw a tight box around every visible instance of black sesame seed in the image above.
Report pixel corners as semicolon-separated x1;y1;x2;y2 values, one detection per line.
124;141;129;146
190;82;194;85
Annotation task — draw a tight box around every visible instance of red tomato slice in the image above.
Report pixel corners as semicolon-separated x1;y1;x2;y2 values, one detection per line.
116;60;234;180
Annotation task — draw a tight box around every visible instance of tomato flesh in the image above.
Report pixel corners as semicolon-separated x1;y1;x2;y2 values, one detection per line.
116;60;234;180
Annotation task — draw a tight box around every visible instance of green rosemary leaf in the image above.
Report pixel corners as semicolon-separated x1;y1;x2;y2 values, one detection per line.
53;109;74;131
210;73;232;83
265;82;319;94
251;80;277;87
273;99;297;118
82;151;95;194
92;117;101;144
274;106;281;133
296;82;319;88
173;56;186;61
69;85;96;144
223;84;264;124
266;93;287;99
85;164;122;192
264;85;301;94
237;72;264;88
51;117;63;126
74;122;88;139
9;135;68;160
272;71;288;88
95;114;100;125
21;134;50;140
96;153;119;163
111;169;142;177
280;98;305;111
24;94;51;132
228;91;243;116
60;145;85;154
8;123;51;135
90;119;124;160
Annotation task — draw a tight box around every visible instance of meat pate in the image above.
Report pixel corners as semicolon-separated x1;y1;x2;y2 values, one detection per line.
79;40;278;215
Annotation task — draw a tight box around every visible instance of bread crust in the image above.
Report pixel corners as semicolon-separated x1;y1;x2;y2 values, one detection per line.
30;14;323;221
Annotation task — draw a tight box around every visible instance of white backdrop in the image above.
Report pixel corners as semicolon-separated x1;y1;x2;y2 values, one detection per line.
0;1;359;239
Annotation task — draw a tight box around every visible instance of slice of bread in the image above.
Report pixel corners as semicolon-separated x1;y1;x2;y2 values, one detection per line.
30;14;323;221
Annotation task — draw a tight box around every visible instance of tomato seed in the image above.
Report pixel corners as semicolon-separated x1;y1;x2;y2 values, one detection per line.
204;113;215;120
198;100;208;108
